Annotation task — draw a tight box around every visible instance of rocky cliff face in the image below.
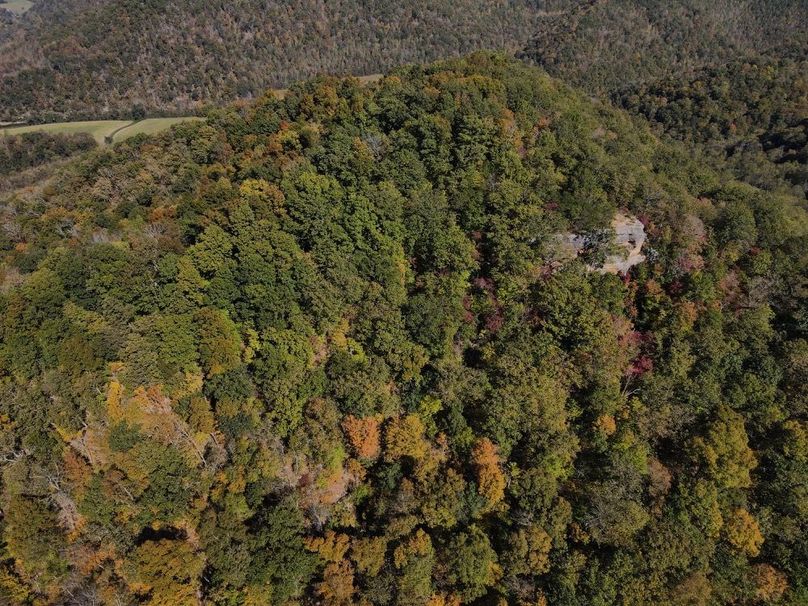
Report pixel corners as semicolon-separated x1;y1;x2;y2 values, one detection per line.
555;212;646;274
602;212;646;273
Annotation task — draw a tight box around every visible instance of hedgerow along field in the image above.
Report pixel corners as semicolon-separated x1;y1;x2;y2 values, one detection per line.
0;117;203;145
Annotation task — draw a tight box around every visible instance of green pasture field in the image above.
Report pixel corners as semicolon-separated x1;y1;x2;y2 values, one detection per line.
1;120;132;144
114;117;204;141
0;0;34;15
0;117;203;144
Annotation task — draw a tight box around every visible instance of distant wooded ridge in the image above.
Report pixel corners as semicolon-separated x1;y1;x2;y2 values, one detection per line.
0;0;805;122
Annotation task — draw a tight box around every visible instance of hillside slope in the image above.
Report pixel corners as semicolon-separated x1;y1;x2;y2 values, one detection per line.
2;0;806;122
614;57;808;199
0;0;556;121
1;53;806;605
519;0;808;94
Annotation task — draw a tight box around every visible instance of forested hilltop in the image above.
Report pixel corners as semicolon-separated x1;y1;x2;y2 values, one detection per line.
1;0;806;122
1;53;806;605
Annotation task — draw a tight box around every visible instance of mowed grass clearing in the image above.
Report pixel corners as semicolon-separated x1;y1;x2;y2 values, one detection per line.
1;117;203;144
1;121;131;144
114;117;204;141
1;1;33;15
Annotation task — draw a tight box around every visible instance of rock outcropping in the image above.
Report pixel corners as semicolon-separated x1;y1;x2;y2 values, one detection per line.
602;212;646;273
555;212;646;274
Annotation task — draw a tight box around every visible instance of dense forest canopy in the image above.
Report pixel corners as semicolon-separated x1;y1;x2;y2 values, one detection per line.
0;0;557;122
613;57;808;200
0;131;97;178
0;53;806;605
519;0;808;95
1;0;807;122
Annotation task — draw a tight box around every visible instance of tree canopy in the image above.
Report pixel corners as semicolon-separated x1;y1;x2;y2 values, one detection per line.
0;52;806;605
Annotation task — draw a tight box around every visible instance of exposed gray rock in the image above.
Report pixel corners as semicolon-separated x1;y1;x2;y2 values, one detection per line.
553;212;646;274
602;212;646;274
